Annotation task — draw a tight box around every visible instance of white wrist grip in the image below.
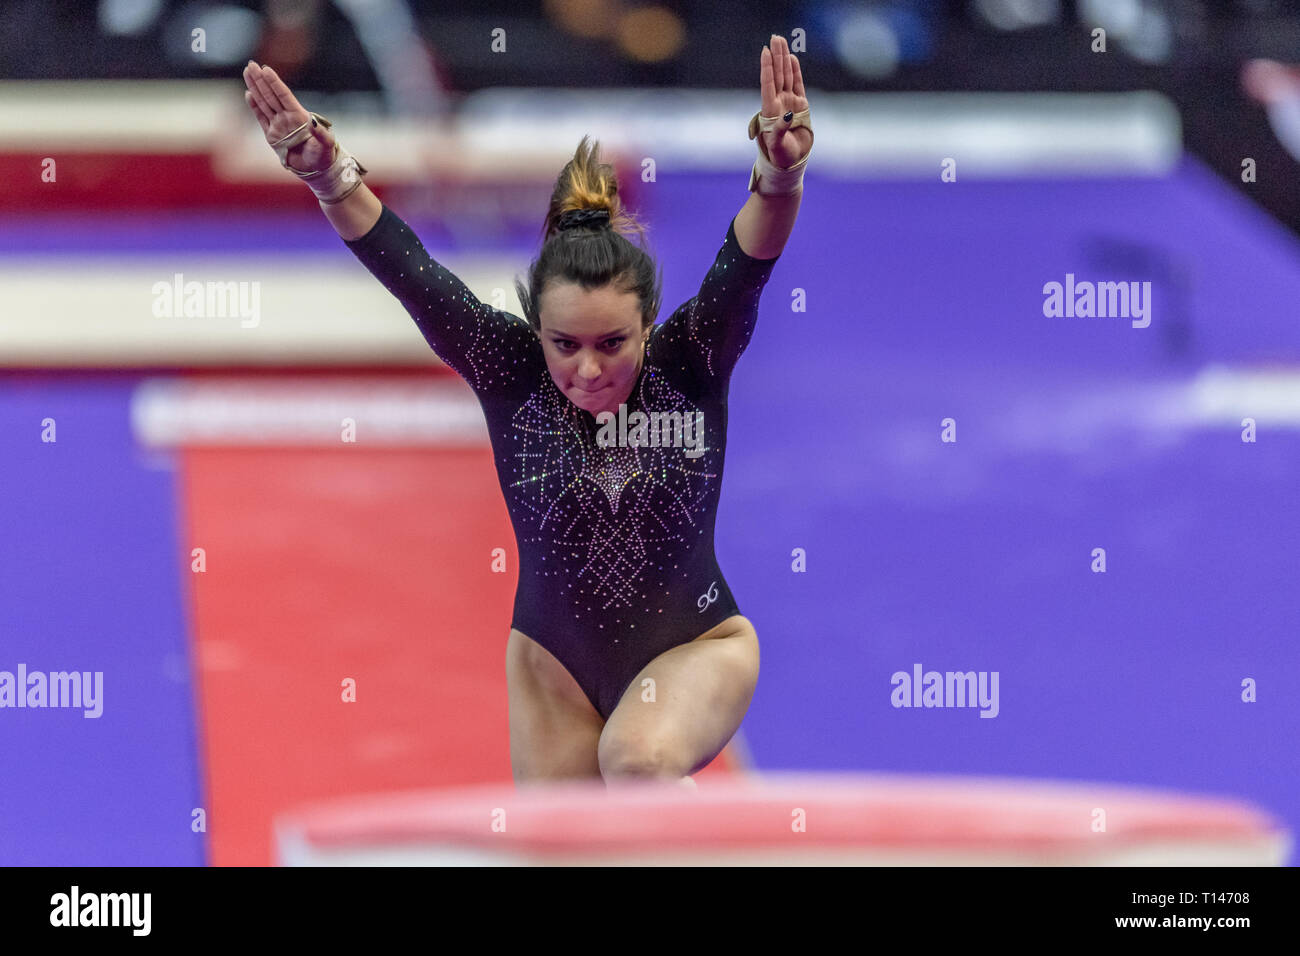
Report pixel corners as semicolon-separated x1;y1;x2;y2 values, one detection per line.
747;108;813;196
270;111;368;204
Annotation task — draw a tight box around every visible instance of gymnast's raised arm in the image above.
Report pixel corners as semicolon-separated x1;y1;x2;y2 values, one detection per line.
240;61;536;396
732;33;813;260
650;34;813;386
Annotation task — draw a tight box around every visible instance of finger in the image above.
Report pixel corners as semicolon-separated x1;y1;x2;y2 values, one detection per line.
760;45;778;115
244;90;272;133
791;53;806;100
245;67;278;118
770;34;782;94
310;118;335;150
243;62;275;117
250;63;285;114
780;36;794;95
261;65;305;116
769;34;785;97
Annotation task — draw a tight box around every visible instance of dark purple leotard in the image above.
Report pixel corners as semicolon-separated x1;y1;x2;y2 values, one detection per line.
344;205;780;719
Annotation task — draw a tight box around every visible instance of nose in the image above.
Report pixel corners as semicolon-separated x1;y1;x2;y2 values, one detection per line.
577;353;602;383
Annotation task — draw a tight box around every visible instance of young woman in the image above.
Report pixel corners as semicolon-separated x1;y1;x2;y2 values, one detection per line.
241;34;812;788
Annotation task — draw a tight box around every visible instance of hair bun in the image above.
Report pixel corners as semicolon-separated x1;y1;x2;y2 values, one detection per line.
556;208;611;232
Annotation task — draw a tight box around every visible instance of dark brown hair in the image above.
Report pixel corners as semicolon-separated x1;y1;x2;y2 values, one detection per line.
515;135;662;335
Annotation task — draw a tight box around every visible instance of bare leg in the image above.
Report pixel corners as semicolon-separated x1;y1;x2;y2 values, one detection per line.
598;616;759;785
506;629;604;783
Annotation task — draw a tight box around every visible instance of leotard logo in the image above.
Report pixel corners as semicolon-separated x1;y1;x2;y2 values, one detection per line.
697;580;718;612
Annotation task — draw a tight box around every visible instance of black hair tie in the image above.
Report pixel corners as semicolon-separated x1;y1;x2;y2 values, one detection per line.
556;208;611;232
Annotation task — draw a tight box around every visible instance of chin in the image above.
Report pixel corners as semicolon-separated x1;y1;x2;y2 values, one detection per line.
582;393;620;415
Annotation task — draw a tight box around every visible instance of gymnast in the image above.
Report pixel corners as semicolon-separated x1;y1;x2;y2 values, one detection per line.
241;33;812;788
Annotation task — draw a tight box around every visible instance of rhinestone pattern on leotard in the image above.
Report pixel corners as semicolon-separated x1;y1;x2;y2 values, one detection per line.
506;360;715;620
344;205;779;719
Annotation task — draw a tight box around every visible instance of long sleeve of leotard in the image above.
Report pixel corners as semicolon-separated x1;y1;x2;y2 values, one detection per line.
654;215;782;388
342;203;540;398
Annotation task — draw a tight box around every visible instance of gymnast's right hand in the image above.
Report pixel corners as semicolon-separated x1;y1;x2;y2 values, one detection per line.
242;60;335;175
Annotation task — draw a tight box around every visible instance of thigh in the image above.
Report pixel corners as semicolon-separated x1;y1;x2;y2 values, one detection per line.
599;616;759;777
505;628;604;784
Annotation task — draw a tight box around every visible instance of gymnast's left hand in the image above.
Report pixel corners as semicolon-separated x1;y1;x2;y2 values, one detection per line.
759;34;812;169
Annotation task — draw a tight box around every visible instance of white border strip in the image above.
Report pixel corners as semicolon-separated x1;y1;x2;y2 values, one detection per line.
1181;364;1300;424
0;258;520;367
130;376;489;446
0;81;1180;177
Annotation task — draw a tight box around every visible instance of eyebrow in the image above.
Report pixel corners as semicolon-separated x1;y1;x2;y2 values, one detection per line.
547;328;632;340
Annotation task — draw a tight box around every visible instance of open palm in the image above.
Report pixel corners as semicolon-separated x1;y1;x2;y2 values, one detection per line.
760;35;812;169
242;61;335;174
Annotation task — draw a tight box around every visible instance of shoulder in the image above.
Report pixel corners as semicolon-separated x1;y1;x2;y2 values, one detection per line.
644;308;696;380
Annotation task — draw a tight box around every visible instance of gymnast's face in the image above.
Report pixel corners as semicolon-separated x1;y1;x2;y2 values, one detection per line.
538;281;649;415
